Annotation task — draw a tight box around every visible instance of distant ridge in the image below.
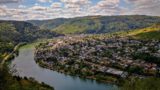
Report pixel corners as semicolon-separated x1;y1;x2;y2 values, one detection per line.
28;15;160;35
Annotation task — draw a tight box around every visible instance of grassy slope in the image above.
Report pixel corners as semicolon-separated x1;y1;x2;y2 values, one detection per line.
112;23;160;40
53;18;102;34
133;26;160;40
129;24;160;40
52;15;160;35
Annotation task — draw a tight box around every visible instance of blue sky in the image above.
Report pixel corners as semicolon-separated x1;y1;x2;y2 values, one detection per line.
0;0;159;20
21;0;99;6
17;0;100;9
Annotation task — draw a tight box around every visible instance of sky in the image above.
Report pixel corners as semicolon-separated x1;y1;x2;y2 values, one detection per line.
0;0;160;20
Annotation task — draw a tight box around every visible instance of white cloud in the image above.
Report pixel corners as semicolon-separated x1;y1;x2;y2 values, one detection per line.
37;0;52;3
18;5;26;8
61;0;91;5
0;8;7;16
97;0;120;8
30;5;48;11
64;4;79;8
60;0;92;16
88;0;121;16
123;0;160;16
51;2;62;8
0;0;160;20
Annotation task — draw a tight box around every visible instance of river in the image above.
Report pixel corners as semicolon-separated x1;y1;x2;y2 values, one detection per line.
10;44;118;90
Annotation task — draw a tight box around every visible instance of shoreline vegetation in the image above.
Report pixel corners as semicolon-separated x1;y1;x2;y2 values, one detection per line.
36;60;119;84
0;43;54;90
1;43;27;66
0;64;53;90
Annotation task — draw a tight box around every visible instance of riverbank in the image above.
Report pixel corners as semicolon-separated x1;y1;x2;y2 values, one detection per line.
11;43;117;90
36;61;119;84
0;43;54;90
1;66;53;90
1;43;26;66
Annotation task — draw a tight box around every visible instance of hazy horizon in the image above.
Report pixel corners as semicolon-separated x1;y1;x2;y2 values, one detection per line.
0;14;159;21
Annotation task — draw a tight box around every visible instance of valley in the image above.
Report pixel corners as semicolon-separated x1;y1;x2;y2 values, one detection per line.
0;15;160;90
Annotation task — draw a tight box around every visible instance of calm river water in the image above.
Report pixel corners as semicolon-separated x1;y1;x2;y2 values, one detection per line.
10;44;118;90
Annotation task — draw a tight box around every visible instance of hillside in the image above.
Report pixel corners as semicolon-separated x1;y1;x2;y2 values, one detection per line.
133;24;160;40
28;18;68;30
53;15;160;34
0;21;61;43
28;15;160;35
114;23;160;40
0;21;62;61
0;21;58;90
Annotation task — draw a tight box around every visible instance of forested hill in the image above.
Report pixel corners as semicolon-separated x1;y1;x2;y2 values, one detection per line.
0;20;62;62
28;18;67;30
28;15;160;35
0;20;61;43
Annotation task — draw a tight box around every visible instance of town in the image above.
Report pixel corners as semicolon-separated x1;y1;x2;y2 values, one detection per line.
34;35;160;82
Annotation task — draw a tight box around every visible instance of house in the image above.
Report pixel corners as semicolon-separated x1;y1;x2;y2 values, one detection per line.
105;68;128;77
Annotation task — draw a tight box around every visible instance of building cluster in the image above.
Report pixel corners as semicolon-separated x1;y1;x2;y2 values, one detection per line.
35;36;160;78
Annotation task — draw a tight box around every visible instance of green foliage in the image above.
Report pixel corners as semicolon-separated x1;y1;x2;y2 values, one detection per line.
0;21;60;62
121;78;160;90
0;42;14;53
53;18;102;34
132;52;160;64
131;23;160;40
0;21;59;90
39;15;160;34
135;31;160;40
127;66;144;74
0;21;61;43
110;23;160;40
0;23;20;42
0;65;53;90
28;18;67;30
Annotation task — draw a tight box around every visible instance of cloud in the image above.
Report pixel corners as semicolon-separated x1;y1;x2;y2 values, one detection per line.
64;3;79;8
18;5;26;8
51;2;62;8
124;0;160;16
61;0;91;9
0;8;7;16
37;0;52;3
0;0;22;4
61;0;91;5
0;0;160;20
97;0;120;8
30;5;48;11
88;0;122;15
